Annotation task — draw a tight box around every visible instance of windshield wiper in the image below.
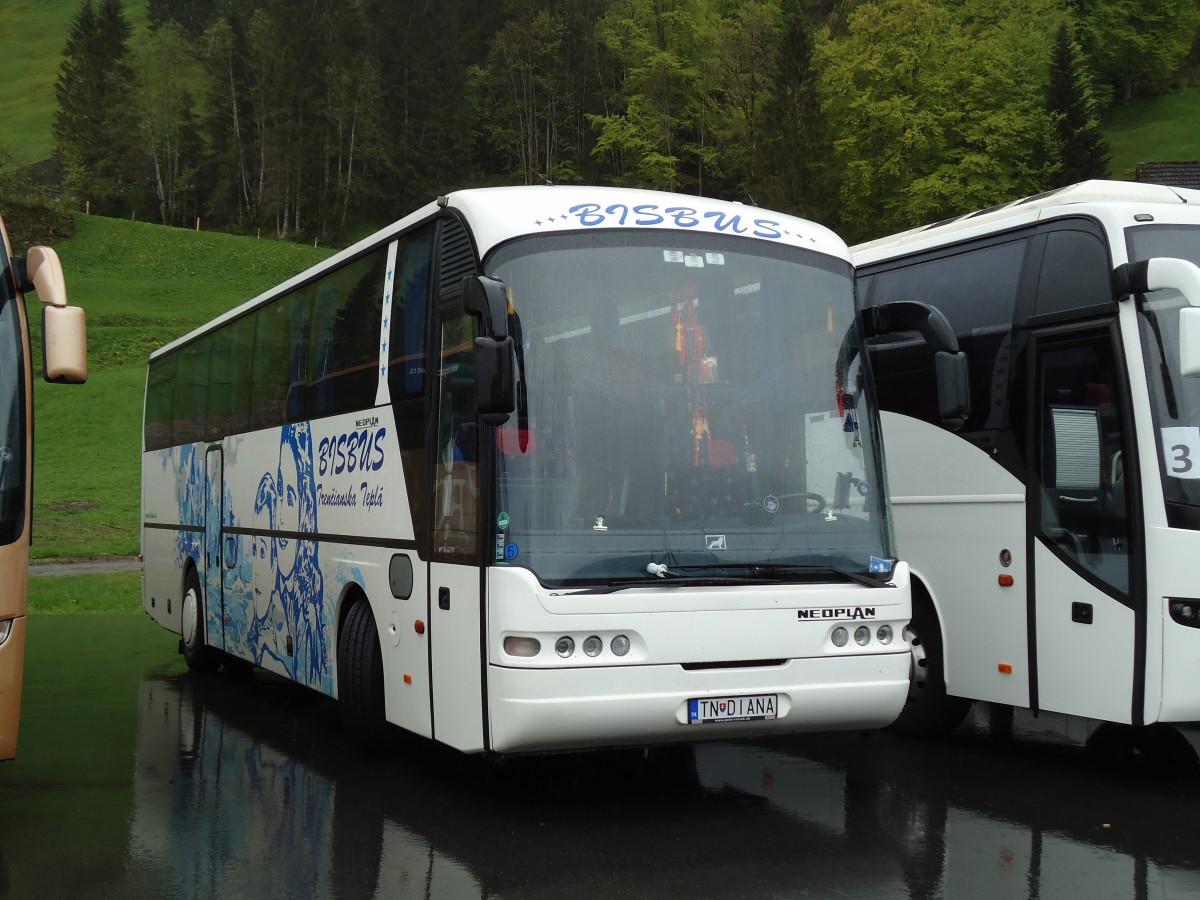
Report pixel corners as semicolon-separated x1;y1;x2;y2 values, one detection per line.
668;562;891;588
555;574;754;596
555;563;891;594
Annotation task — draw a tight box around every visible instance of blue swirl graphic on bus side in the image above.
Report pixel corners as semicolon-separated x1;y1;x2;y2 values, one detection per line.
166;442;204;600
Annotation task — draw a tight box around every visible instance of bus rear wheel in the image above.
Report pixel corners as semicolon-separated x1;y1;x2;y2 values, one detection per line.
891;596;971;738
338;599;387;750
180;568;221;673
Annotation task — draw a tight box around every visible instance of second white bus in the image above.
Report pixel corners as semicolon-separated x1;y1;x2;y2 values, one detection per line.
853;180;1200;735
142;185;910;755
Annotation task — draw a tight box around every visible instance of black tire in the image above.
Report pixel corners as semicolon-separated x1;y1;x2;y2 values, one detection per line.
890;594;971;738
338;599;387;750
180;567;221;673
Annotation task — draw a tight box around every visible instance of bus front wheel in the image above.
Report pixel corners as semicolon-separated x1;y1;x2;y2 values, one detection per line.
891;596;971;738
180;568;221;673
338;599;387;750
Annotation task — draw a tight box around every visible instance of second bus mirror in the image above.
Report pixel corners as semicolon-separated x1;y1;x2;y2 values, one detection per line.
474;335;516;426
1180;306;1200;377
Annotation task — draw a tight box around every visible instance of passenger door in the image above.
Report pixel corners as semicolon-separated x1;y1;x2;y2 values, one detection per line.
428;305;486;752
204;446;226;653
1029;323;1141;722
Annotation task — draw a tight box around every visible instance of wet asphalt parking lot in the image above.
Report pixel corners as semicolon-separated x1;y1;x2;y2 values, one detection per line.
3;613;1200;899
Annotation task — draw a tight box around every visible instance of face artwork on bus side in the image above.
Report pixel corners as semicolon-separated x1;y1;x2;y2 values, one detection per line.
246;423;331;692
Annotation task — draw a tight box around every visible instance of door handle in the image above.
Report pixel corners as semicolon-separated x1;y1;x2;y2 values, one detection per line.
438;587;450;611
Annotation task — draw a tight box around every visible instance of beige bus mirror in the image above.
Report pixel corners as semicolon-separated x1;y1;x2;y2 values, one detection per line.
1180;307;1200;377
42;304;88;384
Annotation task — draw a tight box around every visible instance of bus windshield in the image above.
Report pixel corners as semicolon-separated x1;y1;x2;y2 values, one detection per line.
1129;224;1200;527
0;275;24;547
486;230;892;587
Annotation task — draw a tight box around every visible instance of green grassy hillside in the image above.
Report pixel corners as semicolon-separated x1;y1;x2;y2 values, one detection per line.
1103;85;1200;180
0;0;146;166
29;214;331;559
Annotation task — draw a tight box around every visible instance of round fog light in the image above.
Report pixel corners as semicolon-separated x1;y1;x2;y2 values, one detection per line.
583;635;603;657
831;627;849;648
555;636;575;657
877;625;894;645
854;626;871;646
611;634;631;657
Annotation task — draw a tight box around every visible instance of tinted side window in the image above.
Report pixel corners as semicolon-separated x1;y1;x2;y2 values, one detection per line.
172;337;209;445
249;295;300;430
206;314;253;439
1034;230;1112;317
388;226;436;553
310;247;389;419
145;354;177;450
865;238;1027;431
869;239;1026;334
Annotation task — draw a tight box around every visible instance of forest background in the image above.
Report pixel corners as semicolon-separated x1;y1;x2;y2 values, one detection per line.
6;0;1200;249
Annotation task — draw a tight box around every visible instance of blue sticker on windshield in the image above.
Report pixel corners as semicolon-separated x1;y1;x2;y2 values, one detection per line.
505;543;519;561
869;557;893;575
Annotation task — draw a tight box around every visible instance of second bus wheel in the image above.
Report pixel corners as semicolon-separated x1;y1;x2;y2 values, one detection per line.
338;599;388;750
891;594;971;738
180;568;221;673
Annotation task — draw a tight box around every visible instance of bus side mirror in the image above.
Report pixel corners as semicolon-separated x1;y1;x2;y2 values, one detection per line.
463;275;509;340
42;304;88;384
935;350;969;430
474;335;515;426
18;246;87;384
1180;307;1200;377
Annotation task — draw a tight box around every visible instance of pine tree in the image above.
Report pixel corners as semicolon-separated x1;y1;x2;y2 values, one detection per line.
1046;21;1109;187
53;0;142;214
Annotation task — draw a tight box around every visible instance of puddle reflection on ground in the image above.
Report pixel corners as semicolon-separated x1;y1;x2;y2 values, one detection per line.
3;614;1200;899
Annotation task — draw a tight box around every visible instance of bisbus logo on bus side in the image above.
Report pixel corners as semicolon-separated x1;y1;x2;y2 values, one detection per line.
796;607;877;621
317;426;387;477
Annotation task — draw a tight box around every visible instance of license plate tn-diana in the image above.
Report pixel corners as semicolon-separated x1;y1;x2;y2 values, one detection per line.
688;694;778;725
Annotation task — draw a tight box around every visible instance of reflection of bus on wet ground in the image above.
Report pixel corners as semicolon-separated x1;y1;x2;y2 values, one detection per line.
852;181;1200;737
127;671;1200;899
0;213;87;761
141;185;911;757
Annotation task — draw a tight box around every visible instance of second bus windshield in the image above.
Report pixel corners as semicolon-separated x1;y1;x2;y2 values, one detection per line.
484;231;891;586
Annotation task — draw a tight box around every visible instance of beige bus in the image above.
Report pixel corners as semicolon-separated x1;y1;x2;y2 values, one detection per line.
0;212;87;761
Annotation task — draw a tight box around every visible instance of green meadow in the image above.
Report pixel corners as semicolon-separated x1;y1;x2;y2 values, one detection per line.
28;214;331;566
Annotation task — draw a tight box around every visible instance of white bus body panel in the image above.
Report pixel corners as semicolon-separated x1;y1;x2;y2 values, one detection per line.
881;412;1030;708
484;566;911;753
1148;525;1200;722
1032;542;1135;723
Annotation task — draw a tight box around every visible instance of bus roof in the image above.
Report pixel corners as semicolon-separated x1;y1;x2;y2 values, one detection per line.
151;185;847;361
852;179;1200;264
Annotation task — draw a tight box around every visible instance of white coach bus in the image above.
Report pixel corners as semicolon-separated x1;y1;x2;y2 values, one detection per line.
852;180;1200;735
141;186;910;755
